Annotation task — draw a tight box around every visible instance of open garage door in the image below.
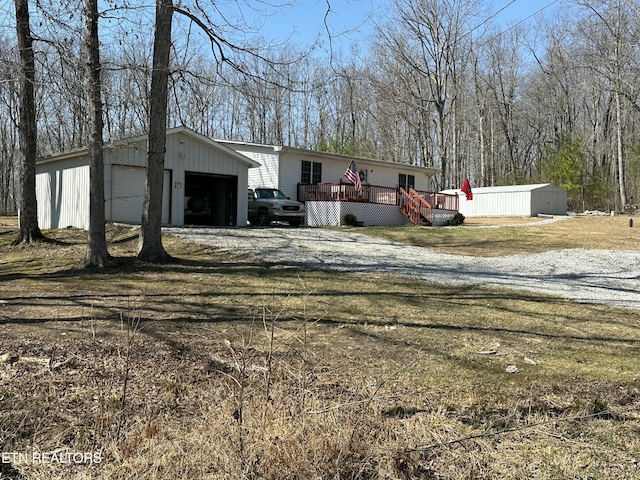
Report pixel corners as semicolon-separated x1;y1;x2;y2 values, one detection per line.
184;172;237;226
112;166;171;224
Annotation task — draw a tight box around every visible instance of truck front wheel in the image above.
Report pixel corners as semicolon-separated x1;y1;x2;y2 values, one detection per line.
257;210;270;226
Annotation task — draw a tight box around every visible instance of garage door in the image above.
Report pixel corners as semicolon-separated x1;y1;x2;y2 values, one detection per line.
112;166;170;224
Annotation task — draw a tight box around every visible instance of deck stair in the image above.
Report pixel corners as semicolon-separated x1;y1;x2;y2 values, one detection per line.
398;188;433;226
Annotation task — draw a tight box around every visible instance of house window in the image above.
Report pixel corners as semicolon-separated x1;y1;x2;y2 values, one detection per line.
398;174;415;191
301;160;322;184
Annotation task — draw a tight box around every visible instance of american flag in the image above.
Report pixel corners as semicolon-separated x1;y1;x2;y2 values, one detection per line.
344;160;362;193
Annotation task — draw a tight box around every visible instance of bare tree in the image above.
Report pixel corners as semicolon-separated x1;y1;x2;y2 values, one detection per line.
0;42;19;215
83;0;110;267
137;0;173;262
568;0;640;210
12;0;44;244
374;0;483;188
483;26;529;183
136;0;310;261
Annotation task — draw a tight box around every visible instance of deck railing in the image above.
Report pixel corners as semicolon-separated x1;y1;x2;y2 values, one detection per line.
297;182;459;211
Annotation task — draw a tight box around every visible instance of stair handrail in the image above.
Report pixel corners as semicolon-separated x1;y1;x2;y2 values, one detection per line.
408;188;433;225
398;188;417;224
398;188;433;225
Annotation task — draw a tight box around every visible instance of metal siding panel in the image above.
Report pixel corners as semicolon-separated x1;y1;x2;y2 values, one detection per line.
559;190;568;214
531;190;544;216
182;136;245;176
166;139;185;224
446;184;568;217
109;140;147;168
457;194;472;216
163;170;171;224
236;167;248;225
111;166;170;224
36;171;52;229
111;166;144;224
457;191;528;217
531;186;567;215
65;165;91;228
36;158;90;229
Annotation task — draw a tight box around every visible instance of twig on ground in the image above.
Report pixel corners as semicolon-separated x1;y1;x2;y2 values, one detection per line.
406;410;619;452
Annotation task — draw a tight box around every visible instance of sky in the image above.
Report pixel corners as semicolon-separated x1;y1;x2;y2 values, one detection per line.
252;0;561;55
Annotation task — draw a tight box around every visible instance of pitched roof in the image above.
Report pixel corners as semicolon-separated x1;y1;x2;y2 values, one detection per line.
37;126;260;168
215;139;440;176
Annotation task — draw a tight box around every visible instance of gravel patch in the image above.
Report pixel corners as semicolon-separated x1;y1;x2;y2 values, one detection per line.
165;226;640;310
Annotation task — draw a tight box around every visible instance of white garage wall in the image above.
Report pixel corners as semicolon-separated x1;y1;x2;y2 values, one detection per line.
110;166;170;224
36;155;90;229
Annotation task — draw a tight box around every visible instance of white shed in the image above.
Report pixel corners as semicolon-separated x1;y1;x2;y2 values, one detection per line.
36;126;259;229
441;183;567;217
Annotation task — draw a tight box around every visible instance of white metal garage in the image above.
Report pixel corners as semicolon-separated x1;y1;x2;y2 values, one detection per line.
441;183;568;217
36;127;259;229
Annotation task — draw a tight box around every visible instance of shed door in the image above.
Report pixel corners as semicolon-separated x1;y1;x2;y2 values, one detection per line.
112;166;171;224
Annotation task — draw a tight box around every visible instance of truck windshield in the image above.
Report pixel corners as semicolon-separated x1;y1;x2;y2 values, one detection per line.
256;189;287;199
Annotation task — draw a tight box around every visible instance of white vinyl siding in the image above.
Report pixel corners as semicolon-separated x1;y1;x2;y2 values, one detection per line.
277;155;303;199
217;141;438;203
226;145;279;190
372;166;430;192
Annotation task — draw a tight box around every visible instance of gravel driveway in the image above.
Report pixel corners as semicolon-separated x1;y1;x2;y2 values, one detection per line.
165;226;640;310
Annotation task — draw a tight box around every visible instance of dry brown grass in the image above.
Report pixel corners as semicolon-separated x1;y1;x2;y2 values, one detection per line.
360;214;640;256
1;218;640;479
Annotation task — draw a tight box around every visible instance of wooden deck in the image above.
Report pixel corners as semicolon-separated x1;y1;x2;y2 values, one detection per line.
298;182;459;226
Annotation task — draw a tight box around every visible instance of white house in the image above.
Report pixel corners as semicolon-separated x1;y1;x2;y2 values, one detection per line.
215;140;446;226
35;126;259;230
441;183;568;217
215;140;439;200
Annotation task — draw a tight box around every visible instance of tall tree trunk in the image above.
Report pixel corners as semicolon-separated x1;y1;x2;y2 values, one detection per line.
613;7;627;211
12;0;43;244
138;0;172;262
614;88;626;209
83;0;110;267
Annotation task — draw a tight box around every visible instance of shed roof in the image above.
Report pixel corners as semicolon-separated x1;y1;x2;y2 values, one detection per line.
441;183;563;195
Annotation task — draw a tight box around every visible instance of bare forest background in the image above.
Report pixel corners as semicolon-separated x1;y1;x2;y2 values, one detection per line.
1;0;640;215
